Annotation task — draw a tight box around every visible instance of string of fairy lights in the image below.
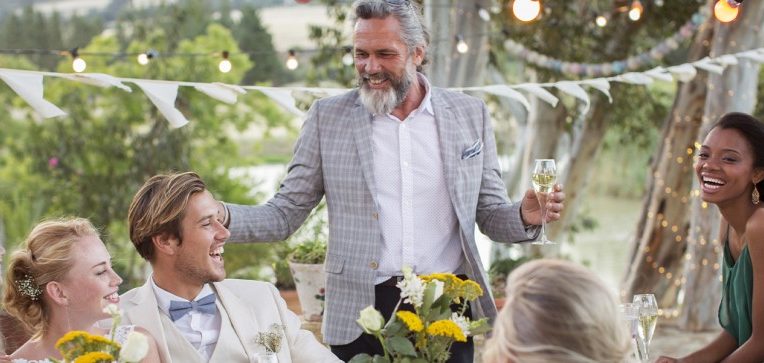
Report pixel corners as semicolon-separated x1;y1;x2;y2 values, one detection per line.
0;0;749;75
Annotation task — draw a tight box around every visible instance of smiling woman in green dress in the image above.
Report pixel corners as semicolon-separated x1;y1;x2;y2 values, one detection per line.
657;112;764;363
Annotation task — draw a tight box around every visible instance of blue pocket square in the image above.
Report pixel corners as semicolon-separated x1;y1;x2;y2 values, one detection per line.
461;139;483;160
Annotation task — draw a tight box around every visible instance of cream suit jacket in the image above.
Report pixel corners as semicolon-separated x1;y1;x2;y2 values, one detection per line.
119;278;340;363
226;87;536;345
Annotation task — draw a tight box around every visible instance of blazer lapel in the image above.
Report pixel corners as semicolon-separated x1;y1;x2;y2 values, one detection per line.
431;91;465;224
125;281;173;363
351;99;378;204
212;282;260;360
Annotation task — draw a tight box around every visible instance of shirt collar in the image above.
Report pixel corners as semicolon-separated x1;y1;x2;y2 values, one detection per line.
150;275;215;316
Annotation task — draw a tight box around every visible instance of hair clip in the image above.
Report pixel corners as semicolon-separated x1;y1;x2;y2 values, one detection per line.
16;274;42;301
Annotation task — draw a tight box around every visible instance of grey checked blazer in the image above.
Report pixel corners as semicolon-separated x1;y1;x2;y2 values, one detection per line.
226;87;535;345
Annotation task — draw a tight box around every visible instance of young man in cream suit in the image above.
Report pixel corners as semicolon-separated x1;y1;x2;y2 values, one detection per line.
120;172;340;363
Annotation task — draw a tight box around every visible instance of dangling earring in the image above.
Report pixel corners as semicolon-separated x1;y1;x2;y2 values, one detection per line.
753;185;760;205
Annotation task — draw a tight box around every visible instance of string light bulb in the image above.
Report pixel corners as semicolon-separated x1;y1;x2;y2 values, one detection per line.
286;49;299;70
714;0;743;23
70;48;86;73
455;35;469;54
342;46;354;66
512;0;541;22
137;50;156;66
595;15;607;27
628;0;643;21
218;50;232;73
477;6;491;22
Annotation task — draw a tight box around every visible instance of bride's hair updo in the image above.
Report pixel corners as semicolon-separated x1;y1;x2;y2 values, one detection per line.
3;218;98;337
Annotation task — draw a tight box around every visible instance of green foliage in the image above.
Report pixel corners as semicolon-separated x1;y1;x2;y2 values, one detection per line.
306;0;356;87
0;4;294;289
488;256;530;298
232;5;294;85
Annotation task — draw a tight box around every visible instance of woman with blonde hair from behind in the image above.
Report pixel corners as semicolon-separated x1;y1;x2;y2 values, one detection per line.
483;259;633;363
2;218;160;362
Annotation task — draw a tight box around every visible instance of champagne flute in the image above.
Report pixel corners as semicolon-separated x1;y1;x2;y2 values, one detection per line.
531;159;557;245
619;303;646;361
633;294;658;361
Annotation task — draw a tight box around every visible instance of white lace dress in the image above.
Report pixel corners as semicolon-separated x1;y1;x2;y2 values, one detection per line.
11;325;135;363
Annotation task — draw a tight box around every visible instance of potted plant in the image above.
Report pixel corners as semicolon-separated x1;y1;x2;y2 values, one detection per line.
286;203;328;322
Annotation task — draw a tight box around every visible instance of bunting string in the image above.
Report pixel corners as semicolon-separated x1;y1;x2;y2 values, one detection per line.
2;45;763;126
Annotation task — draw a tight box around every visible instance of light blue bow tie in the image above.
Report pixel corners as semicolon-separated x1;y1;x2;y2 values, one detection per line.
168;293;217;322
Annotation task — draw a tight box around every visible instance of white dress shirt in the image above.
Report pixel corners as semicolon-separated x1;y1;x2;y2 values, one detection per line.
373;73;463;283
151;277;221;362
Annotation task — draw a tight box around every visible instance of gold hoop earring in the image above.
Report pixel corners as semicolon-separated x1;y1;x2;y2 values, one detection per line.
753;186;760;205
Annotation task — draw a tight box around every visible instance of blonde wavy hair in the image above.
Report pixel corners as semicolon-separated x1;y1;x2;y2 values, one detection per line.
2;218;98;338
483;259;632;363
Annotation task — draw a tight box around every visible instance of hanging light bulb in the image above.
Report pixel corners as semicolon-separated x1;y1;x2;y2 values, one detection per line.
218;50;232;73
714;0;742;23
628;0;643;21
595;15;607;27
455;35;469;54
477;6;491;22
286;49;299;70
512;0;541;22
341;46;354;66
70;48;86;73
137;49;156;66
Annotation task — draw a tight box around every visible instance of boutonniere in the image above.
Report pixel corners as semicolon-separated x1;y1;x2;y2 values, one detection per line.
255;323;285;354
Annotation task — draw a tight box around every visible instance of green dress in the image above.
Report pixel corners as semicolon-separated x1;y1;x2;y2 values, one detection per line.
719;238;754;346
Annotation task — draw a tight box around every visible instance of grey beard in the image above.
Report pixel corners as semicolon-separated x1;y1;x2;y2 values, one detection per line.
358;68;414;115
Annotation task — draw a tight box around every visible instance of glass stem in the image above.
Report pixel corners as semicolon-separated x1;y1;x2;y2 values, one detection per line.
540;197;548;241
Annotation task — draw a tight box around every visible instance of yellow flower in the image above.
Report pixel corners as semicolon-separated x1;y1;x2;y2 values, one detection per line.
72;351;114;363
459;280;483;301
396;311;424;332
426;320;467;342
55;330;90;348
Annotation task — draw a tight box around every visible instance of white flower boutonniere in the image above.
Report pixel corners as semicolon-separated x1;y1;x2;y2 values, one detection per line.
255;323;285;353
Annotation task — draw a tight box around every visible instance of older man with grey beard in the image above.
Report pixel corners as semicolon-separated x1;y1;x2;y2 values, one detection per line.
219;0;566;362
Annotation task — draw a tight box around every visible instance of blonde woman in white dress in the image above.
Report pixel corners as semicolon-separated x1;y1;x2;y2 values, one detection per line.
2;218;160;363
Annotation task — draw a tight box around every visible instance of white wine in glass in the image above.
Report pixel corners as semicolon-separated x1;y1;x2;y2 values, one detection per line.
531;159;556;245
633;294;658;361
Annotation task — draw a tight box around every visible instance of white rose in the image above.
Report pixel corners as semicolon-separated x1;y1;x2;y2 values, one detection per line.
103;303;121;316
119;331;150;363
356;306;384;334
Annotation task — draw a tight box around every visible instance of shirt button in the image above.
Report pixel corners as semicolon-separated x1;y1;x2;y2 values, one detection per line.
372;212;379;220
369;261;379;270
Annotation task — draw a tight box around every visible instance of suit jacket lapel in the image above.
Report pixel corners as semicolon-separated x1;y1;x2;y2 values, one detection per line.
125;281;173;363
431;91;464;224
351;99;378;205
212;282;260;360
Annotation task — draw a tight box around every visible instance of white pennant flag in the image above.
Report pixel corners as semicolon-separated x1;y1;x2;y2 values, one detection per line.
0;69;66;118
693;57;725;75
555;81;591;114
515;83;559;107
255;87;304;117
736;49;764;63
480;85;531;112
615;72;654;85
580;78;612;103
666;64;697;82
133;80;188;128
644;67;675;82
67;73;132;92
194;83;245;104
716;54;738;66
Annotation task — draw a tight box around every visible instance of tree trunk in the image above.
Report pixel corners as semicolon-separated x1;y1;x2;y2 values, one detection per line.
677;0;764;330
622;6;714;307
424;0;490;88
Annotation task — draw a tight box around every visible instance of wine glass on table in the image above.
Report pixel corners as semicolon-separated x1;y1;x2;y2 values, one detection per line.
530;159;557;245
633;294;658;361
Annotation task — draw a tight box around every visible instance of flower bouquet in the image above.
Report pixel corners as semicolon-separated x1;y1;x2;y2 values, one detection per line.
52;304;149;363
351;267;490;363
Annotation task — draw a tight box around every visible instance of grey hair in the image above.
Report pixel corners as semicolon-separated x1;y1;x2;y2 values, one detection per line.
483;259;634;363
352;0;430;72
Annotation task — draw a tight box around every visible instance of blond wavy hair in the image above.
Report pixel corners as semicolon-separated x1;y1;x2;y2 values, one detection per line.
2;218;98;338
483;259;632;363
